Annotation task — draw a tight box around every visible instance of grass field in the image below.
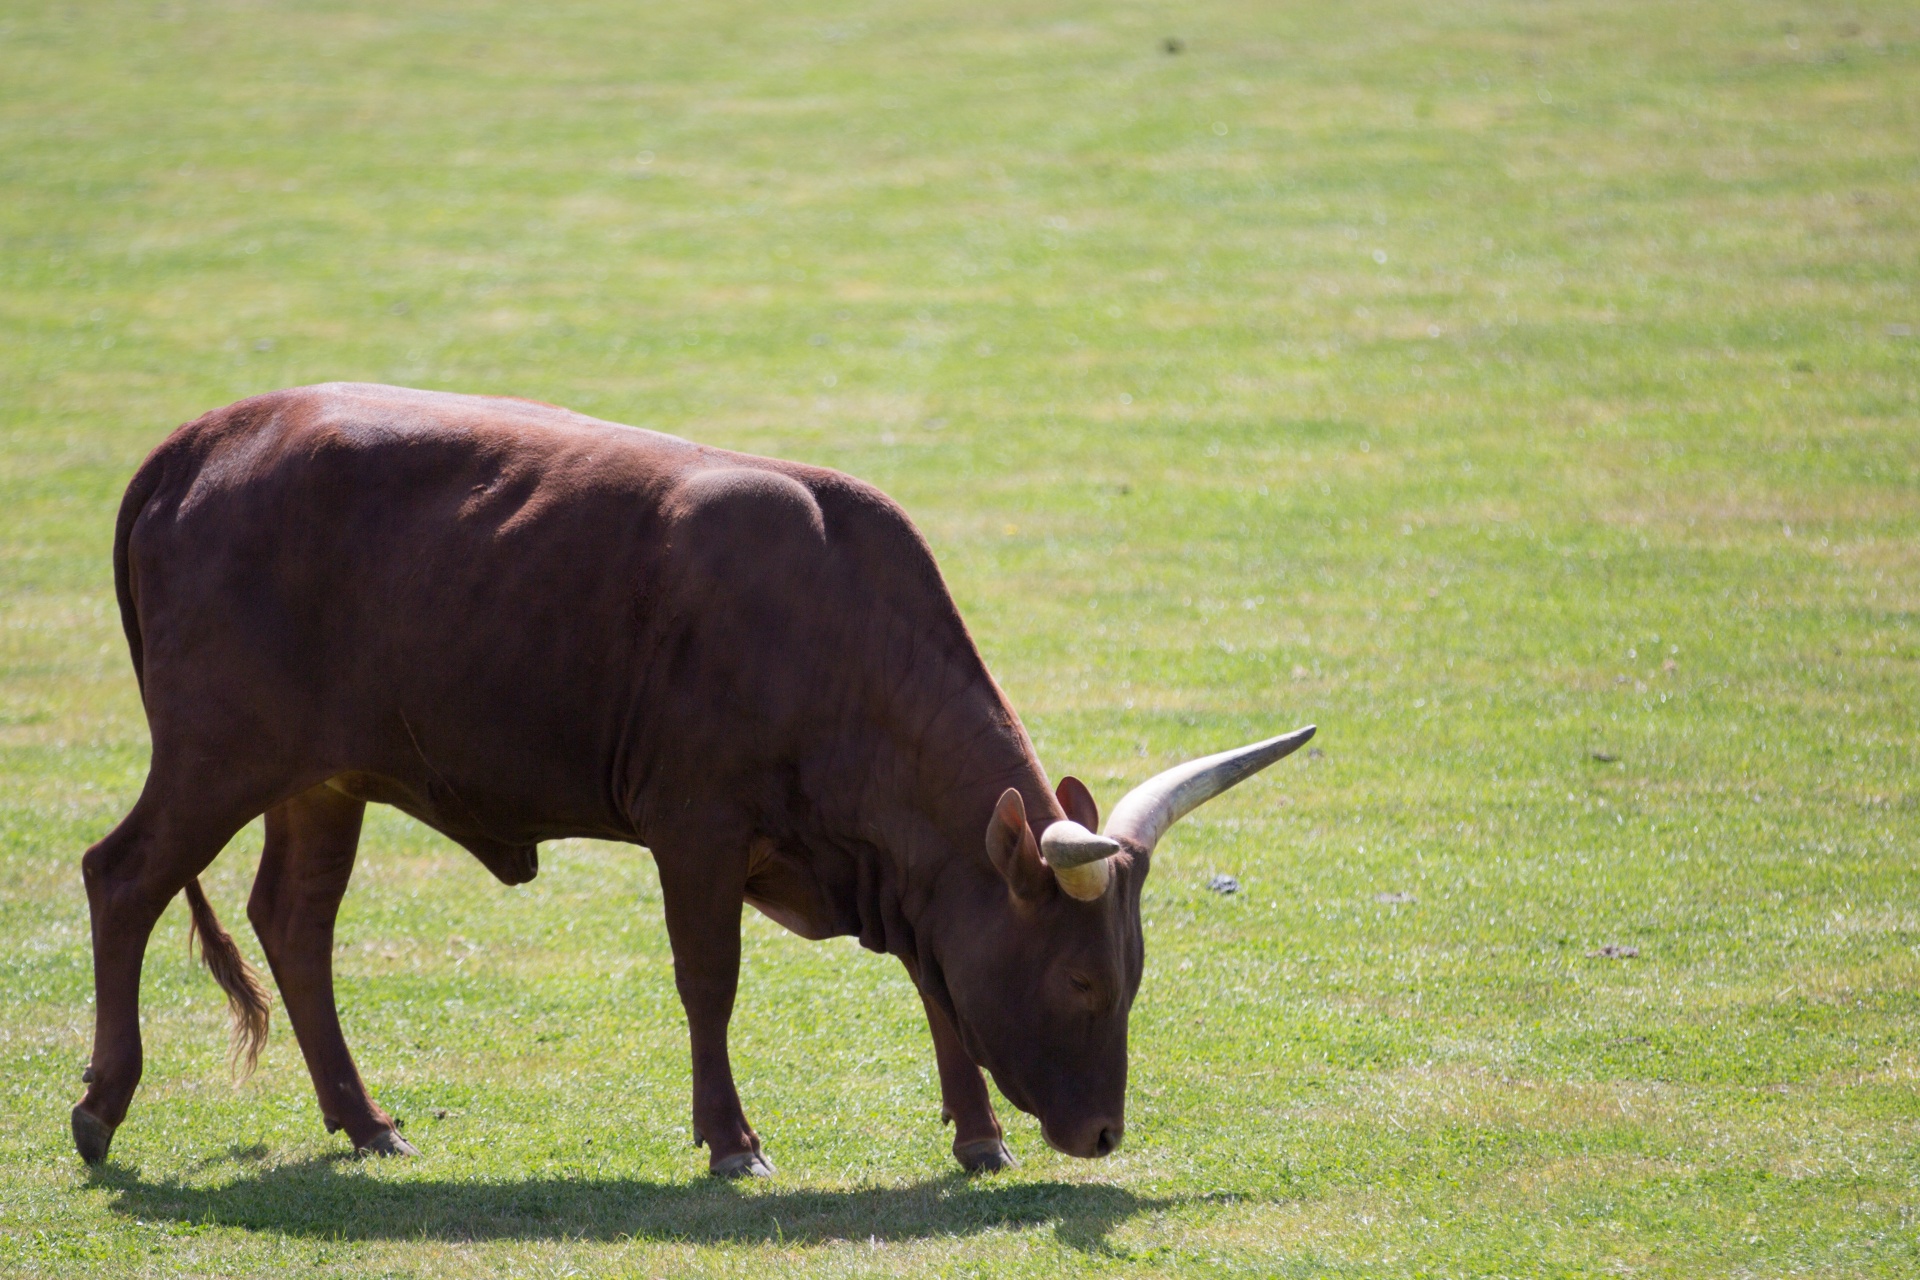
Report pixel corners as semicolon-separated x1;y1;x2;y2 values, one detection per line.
3;0;1918;1274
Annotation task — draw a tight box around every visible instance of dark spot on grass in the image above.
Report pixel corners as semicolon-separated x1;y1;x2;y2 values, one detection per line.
1208;874;1239;894
1162;37;1184;54
1591;751;1618;763
1374;891;1415;904
1588;944;1639;959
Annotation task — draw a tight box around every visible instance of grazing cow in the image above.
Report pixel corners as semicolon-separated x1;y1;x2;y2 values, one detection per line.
72;383;1312;1175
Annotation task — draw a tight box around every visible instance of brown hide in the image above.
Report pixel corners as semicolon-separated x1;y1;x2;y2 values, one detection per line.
76;383;1138;1171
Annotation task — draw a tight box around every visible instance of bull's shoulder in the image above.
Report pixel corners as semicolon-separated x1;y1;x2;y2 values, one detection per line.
750;462;983;667
805;469;954;609
664;464;827;540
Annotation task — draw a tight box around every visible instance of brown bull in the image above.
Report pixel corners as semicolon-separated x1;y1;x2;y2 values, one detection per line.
72;383;1312;1175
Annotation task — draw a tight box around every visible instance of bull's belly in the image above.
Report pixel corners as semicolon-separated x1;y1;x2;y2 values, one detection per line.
325;769;589;886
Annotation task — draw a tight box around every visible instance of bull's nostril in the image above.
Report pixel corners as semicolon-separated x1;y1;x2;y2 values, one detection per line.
1094;1125;1122;1157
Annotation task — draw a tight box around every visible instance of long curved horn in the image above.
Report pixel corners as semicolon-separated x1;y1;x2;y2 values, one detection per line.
1040;820;1123;901
1103;725;1316;853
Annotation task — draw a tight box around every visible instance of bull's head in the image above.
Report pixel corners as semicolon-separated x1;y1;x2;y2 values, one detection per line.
939;725;1316;1158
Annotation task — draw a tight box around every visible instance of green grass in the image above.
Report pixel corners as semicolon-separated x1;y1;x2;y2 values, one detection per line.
3;0;1917;1274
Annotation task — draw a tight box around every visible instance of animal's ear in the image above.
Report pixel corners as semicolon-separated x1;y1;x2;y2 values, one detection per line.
1055;775;1099;832
985;788;1052;901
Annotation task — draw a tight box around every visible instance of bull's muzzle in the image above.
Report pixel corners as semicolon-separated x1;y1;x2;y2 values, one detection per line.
1043;1113;1125;1159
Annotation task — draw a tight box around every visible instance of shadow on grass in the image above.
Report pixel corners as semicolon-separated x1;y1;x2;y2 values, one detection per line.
89;1154;1193;1252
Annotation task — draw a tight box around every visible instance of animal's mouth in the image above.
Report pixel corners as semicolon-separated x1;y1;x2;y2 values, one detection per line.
1041;1118;1125;1159
985;1062;1122;1158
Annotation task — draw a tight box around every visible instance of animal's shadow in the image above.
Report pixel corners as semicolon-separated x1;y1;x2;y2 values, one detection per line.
89;1152;1197;1253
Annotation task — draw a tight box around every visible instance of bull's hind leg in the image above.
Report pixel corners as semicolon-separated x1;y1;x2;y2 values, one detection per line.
247;783;413;1155
74;786;264;1163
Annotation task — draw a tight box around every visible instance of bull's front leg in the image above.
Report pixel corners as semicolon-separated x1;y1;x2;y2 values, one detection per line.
905;961;1015;1173
657;845;771;1178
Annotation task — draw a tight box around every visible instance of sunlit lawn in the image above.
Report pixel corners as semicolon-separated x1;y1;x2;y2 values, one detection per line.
2;0;1917;1274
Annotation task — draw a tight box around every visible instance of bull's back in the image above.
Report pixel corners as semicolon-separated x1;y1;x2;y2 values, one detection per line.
117;384;971;844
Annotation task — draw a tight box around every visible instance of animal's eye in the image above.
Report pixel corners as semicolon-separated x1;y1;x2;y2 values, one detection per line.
1065;972;1106;1012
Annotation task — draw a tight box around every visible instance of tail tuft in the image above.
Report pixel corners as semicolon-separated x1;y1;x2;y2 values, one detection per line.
184;879;272;1079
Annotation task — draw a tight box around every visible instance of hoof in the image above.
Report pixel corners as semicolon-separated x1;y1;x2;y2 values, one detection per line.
355;1128;419;1158
955;1137;1017;1173
710;1149;775;1179
72;1107;115;1165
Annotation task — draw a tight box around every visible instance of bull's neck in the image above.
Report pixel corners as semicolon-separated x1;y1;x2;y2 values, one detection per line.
871;653;1062;899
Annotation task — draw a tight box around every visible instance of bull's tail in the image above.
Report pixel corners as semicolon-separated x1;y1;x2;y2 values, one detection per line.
184;879;272;1079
